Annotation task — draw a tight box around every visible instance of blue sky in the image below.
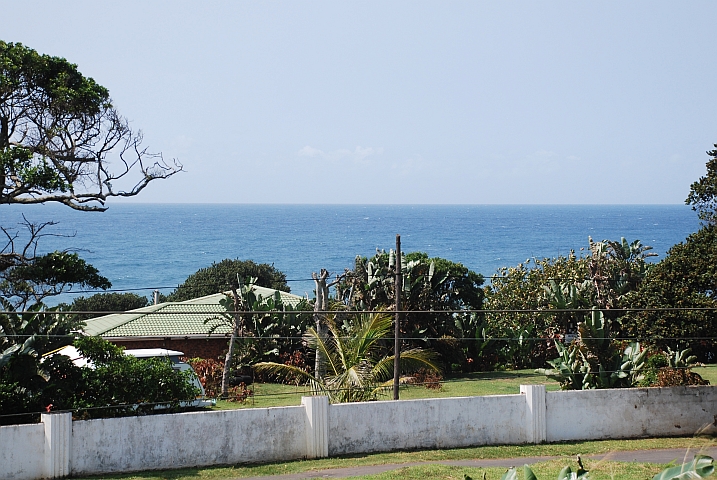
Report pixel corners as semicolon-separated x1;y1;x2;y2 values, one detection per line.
3;1;716;204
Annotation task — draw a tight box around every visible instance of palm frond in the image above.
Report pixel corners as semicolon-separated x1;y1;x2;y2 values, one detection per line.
253;361;317;386
255;313;438;404
373;348;441;382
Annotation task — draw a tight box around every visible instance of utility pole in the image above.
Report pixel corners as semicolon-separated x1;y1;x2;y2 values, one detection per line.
393;234;401;400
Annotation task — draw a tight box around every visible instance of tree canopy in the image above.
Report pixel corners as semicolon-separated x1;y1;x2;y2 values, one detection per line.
0;40;181;211
0;41;181;309
64;292;150;321
164;259;290;302
622;225;717;360
334;250;485;371
1;42;183;417
484;237;654;368
686;145;717;224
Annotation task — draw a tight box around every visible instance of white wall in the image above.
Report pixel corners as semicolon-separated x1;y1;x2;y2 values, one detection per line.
70;406;307;475
546;386;717;442
0;423;45;480
3;385;717;480
329;394;526;455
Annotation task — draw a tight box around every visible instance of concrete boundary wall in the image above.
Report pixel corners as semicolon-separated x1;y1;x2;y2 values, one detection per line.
545;386;717;442
2;385;717;479
0;422;45;480
329;393;527;455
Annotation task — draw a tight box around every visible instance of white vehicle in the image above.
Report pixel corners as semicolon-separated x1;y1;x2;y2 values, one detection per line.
51;346;215;408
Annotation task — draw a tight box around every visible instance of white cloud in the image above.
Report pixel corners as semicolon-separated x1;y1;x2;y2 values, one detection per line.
298;145;325;157
297;145;383;163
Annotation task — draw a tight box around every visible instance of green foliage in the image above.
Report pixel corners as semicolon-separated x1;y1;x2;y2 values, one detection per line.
64;292;149;321
485;237;653;368
537;309;647;390
653;455;715;480
686;145;717;225
77;354;198;417
454;313;500;371
0;336;199;421
467;455;716;480
339;250;484;312
0;40;180;211
485;253;590;368
622;226;717;361
337;250;484;371
165;259;290;302
495;460;588;480
640;347;707;387
209;282;312;368
0;301;78;356
1;251;111;309
255;313;440;402
0;40;108;201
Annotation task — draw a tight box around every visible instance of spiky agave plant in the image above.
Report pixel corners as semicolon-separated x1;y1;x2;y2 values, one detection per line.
254;313;440;403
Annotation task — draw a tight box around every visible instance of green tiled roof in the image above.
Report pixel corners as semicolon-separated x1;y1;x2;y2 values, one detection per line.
82;288;304;338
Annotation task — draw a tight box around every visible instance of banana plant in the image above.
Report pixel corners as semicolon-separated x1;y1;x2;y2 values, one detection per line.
543;279;591;335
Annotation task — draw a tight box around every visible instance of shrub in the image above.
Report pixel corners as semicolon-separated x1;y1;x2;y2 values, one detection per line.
406;368;443;390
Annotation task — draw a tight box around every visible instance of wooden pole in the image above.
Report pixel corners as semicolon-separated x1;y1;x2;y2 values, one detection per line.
393;234;401;400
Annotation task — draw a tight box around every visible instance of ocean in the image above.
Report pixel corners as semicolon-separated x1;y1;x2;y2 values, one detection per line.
0;204;702;302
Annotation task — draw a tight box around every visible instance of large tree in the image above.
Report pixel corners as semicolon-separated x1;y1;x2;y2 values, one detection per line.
0;41;181;211
0;41;181;309
0;41;182;409
622;225;717;361
63;292;150;321
686;144;717;224
164;259;290;302
620;145;717;360
335;250;484;371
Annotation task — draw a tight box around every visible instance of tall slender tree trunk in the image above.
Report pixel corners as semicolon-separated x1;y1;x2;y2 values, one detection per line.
313;269;329;379
222;284;243;398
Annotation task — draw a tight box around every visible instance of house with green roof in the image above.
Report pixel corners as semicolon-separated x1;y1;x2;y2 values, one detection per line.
82;286;305;360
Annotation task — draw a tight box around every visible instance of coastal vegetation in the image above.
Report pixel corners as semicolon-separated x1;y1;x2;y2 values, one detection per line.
2;43;717;417
162;258;291;302
0;41;190;420
61;292;150;321
255;313;440;403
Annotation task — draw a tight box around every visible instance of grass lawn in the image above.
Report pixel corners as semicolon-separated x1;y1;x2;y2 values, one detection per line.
212;364;717;410
213;369;561;410
71;436;717;480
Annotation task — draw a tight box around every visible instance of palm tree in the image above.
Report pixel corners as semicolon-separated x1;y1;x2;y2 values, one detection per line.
254;313;440;403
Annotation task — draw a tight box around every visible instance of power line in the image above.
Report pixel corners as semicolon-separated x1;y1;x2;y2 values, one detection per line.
3;307;717;315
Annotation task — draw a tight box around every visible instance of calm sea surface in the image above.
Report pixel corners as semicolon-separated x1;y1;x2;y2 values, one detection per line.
0;204;701;302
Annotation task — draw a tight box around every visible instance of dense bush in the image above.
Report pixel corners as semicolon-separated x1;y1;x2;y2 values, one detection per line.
484;253;590;368
622;226;717;362
164;259;290;302
63;293;150;320
0;336;199;422
186;358;252;402
336;250;484;372
486;238;654;369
